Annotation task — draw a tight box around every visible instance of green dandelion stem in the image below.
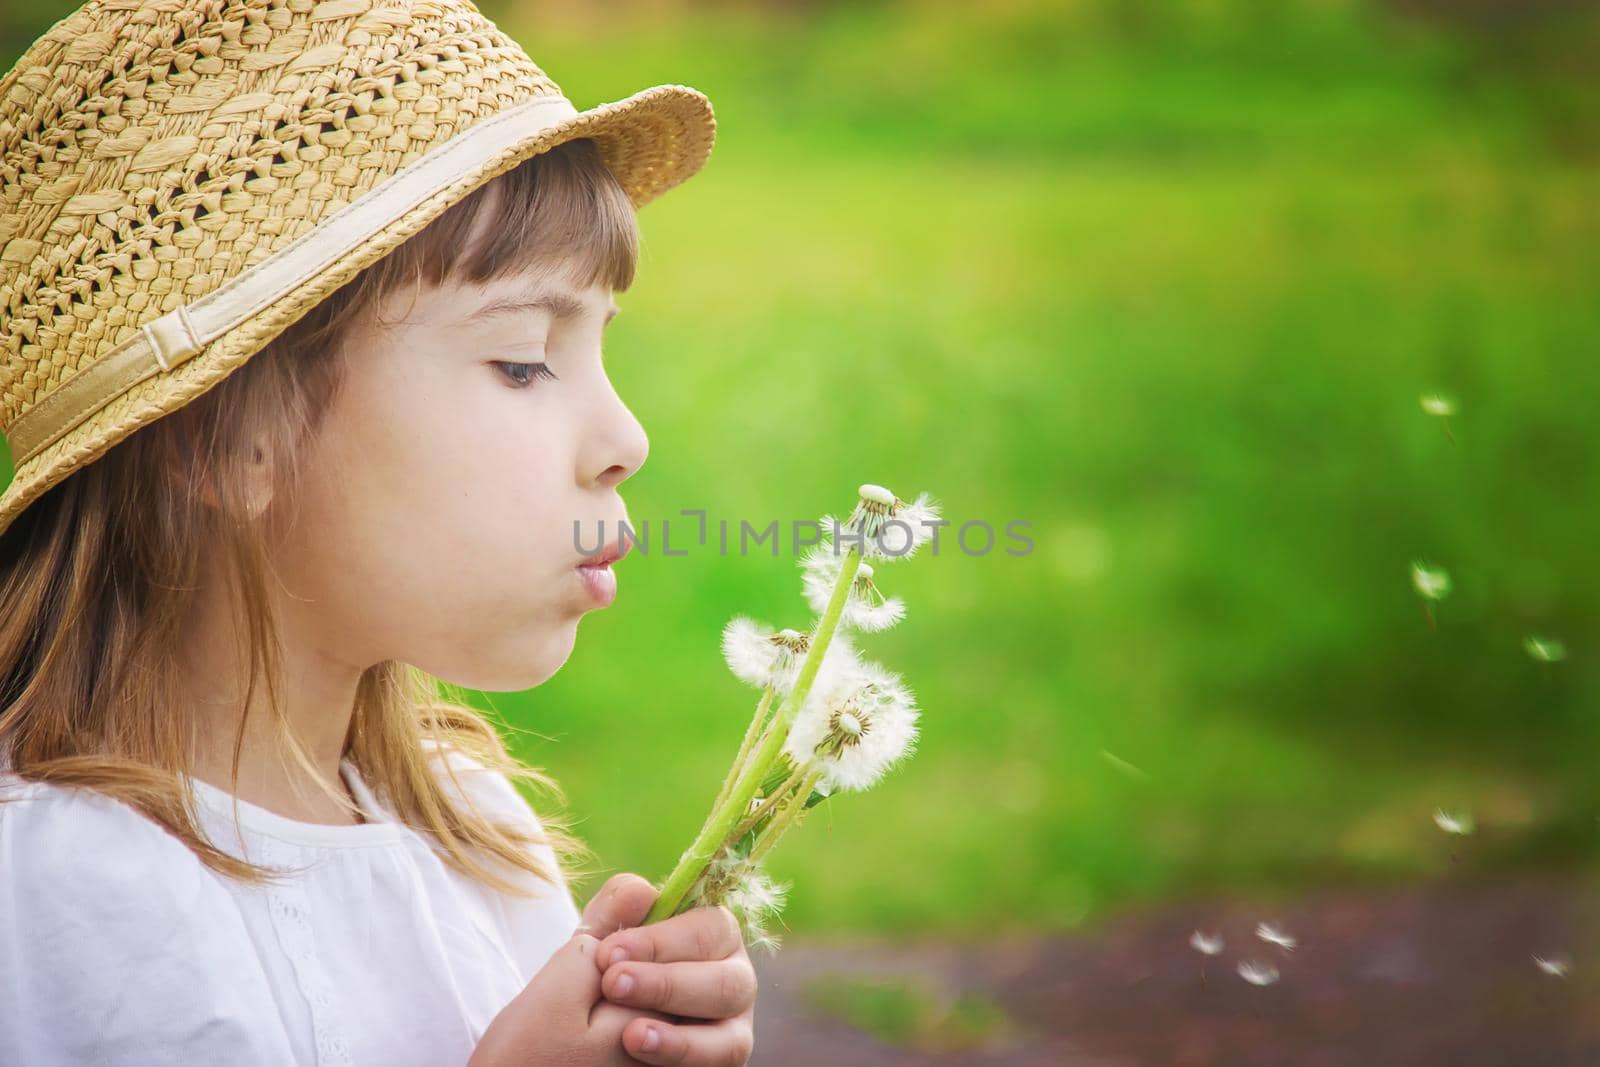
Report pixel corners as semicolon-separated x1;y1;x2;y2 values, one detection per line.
646;548;863;924
711;685;778;814
747;767;826;866
726;761;812;848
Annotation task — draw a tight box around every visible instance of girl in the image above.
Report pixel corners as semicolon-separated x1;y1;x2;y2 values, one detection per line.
0;1;754;1063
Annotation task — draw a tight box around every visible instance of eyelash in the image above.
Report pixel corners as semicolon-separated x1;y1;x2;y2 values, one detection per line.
494;361;560;388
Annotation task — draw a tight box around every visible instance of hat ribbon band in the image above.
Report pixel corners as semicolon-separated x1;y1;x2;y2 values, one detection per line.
4;92;583;471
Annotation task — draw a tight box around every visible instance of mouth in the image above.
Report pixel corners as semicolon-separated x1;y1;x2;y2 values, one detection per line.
577;535;632;569
574;528;631;607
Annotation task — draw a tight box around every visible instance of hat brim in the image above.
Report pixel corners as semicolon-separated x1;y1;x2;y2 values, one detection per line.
0;83;714;539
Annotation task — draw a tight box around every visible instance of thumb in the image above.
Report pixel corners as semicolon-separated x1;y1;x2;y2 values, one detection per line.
578;873;660;942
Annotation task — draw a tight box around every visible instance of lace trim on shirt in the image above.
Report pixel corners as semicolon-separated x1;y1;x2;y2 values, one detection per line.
258;837;355;1067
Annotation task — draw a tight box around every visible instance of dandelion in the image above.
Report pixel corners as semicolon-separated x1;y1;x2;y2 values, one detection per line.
1523;636;1567;663
642;484;936;935
1533;955;1571;979
823;484;943;560
1236;960;1280;987
782;659;920;794
801;550;906;632
721;617;811;691
1255;922;1297;953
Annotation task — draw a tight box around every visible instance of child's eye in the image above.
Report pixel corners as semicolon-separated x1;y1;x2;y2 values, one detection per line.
493;361;560;388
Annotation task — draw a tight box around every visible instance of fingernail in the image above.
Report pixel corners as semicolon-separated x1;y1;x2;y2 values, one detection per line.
614;973;635;997
641;1026;660;1052
608;946;629;967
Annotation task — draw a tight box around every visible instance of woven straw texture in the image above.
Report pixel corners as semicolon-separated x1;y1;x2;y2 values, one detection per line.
0;0;714;540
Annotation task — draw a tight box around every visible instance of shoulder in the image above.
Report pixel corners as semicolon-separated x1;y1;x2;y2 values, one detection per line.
416;741;584;972
420;736;552;828
0;773;296;1062
0;771;219;902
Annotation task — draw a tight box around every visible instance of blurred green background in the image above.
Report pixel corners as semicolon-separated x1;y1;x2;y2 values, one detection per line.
8;0;1597;940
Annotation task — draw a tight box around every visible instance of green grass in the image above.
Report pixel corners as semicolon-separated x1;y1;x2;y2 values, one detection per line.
476;0;1600;935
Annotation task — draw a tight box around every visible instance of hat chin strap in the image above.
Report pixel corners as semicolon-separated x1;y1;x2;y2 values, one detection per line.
5;92;583;470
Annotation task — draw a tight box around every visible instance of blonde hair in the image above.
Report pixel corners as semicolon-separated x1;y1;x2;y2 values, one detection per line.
0;137;639;899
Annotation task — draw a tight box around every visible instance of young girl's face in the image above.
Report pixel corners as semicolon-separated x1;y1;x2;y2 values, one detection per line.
265;266;648;692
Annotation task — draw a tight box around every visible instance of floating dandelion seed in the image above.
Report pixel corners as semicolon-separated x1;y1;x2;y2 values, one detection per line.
1255;922;1297;952
1411;561;1452;601
1533;955;1571;979
1236;960;1280;987
1419;392;1458;443
1523;636;1567;663
1410;560;1452;629
1419;393;1457;418
1189;930;1224;986
1100;749;1151;782
1432;808;1475;836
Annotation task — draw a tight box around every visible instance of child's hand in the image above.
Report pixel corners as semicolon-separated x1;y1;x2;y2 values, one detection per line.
467;874;755;1067
588;874;758;1066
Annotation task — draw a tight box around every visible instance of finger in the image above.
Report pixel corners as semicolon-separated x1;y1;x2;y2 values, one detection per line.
603;957;758;1021
597;903;743;970
579;873;661;944
622;1015;755;1067
586;999;678;1048
518;931;604;1023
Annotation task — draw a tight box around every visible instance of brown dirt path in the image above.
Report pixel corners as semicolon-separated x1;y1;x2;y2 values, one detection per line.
749;871;1600;1065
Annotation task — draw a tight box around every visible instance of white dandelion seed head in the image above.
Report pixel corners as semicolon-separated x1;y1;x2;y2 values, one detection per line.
1533;954;1571;978
1419;392;1457;418
1432;808;1475;836
727;867;790;920
721;616;812;691
801;547;908;631
842;591;907;633
875;491;944;560
833;486;943;561
800;545;846;614
1255;922;1297;952
1189;931;1225;956
1523;635;1567;663
837;711;864;736
782;659;920;793
1410;560;1453;601
721;616;775;689
1237;960;1280;987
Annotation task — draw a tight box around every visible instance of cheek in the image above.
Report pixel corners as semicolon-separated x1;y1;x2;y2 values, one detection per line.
288;365;582;638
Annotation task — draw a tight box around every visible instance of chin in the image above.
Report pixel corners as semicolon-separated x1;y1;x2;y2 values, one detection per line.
427;621;578;693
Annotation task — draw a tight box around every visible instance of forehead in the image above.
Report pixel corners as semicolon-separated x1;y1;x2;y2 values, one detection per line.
457;273;621;325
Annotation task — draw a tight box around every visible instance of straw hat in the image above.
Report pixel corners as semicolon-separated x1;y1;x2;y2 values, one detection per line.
0;0;715;539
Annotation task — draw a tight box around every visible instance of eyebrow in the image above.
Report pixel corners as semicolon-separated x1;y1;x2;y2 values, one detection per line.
460;286;621;326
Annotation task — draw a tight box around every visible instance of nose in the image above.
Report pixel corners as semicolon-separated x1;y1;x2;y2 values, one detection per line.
583;379;649;491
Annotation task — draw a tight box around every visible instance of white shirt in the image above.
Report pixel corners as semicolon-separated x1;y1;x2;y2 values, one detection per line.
0;743;583;1066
